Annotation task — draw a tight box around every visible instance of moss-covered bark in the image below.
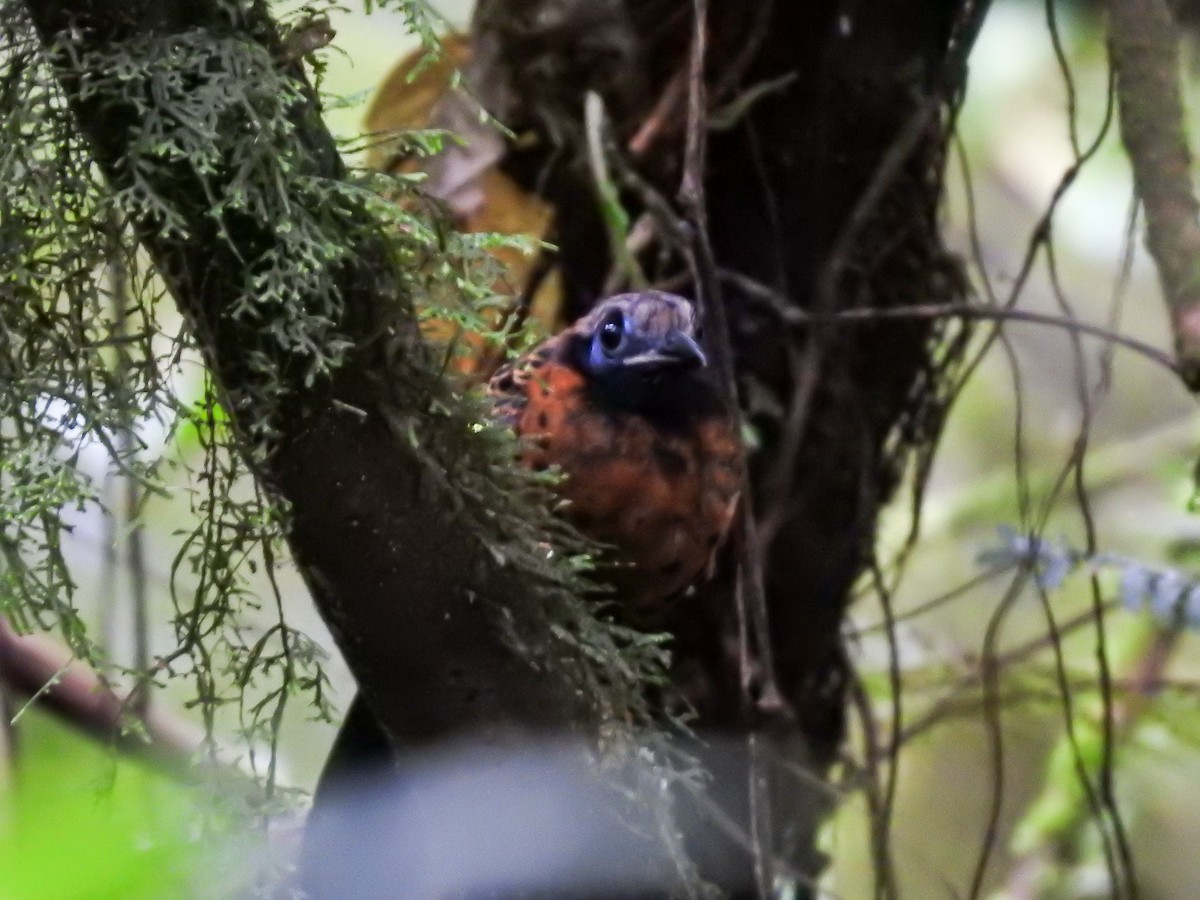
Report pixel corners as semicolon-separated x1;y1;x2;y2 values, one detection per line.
20;0;595;754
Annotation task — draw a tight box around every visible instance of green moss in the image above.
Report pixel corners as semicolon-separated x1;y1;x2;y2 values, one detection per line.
0;0;679;819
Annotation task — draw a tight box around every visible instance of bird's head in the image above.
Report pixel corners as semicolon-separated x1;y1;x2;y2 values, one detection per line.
568;291;719;425
574;291;707;378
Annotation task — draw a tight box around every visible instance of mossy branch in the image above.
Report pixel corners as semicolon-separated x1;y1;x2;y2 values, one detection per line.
15;0;649;753
1108;0;1200;390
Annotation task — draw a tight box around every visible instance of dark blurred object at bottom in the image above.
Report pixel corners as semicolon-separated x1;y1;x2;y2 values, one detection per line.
300;705;764;899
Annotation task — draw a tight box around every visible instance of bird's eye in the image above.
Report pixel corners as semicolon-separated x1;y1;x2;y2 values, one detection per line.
598;312;625;355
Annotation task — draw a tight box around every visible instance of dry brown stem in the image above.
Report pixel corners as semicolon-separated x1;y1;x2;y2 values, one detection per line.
0;619;249;789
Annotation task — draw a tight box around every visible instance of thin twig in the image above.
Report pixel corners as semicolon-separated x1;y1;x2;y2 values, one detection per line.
585;91;647;291
0;667;13;795
865;562;903;900
778;303;1180;376
758;0;982;550
1049;202;1138;895
999;625;1177;900
710;0;776;107
887;598;1122;754
677;0;791;891
110;219;153;718
677;0;783;717
629;67;687;158
0;618;254;793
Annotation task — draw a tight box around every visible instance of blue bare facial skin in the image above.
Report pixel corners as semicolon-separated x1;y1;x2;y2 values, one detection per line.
584;305;707;376
567;293;722;430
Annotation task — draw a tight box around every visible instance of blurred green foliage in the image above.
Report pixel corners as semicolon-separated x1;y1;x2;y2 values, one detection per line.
5;0;1200;896
0;714;203;900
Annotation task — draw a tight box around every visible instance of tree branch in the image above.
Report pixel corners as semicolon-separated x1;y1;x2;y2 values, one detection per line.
0;618;249;787
1108;0;1200;390
20;0;590;755
460;0;992;890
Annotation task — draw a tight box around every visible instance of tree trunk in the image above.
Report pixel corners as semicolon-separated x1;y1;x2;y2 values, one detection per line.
22;0;591;751
460;0;990;890
22;0;992;893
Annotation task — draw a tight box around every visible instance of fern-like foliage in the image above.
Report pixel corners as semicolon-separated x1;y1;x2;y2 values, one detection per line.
0;0;681;833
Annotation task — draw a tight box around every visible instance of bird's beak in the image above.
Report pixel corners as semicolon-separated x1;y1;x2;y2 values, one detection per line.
663;330;707;367
622;331;707;370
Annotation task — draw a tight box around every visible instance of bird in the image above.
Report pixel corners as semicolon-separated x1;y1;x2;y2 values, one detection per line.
487;290;742;609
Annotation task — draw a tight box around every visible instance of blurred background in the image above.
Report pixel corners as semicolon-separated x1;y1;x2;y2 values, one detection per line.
11;0;1200;896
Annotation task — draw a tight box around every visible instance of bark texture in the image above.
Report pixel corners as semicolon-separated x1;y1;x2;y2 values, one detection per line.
22;0;589;754
23;0;991;894
1108;0;1200;389
465;0;989;888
